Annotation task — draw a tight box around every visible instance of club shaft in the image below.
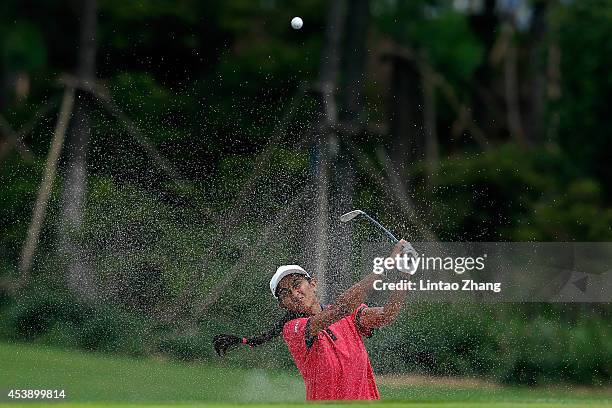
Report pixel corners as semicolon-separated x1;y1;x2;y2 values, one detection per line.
362;213;398;243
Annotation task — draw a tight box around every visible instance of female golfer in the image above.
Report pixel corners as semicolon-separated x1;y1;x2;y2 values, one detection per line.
213;239;411;400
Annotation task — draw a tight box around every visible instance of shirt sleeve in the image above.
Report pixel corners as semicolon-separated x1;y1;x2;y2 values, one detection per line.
283;317;317;352
353;303;373;338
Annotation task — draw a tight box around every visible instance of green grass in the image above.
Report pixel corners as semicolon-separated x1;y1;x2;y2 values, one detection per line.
1;341;611;407
1;404;611;408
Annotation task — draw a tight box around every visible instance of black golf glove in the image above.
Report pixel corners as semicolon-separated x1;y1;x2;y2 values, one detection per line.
213;334;244;356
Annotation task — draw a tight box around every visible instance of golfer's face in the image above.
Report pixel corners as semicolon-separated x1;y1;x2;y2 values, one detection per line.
277;275;316;313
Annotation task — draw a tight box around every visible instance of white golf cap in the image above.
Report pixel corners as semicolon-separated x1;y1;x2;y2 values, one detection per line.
270;265;311;298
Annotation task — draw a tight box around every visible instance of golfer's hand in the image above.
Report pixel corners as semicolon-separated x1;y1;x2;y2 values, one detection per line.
213;334;242;357
390;239;408;257
389;239;418;275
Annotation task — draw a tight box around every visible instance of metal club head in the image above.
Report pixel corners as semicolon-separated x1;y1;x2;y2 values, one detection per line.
339;209;365;223
339;209;399;243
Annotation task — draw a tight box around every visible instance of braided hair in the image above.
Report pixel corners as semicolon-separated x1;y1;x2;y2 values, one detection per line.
213;274;311;356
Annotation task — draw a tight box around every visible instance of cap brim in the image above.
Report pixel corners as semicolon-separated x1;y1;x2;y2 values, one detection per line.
270;266;310;298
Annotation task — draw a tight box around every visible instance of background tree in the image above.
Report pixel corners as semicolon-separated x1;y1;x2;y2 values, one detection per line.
58;0;99;301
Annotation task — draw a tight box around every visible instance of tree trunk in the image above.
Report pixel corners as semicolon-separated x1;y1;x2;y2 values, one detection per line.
311;0;371;303
318;0;345;120
422;62;439;179
468;0;502;139
311;140;330;302
58;0;98;301
308;0;346;304
18;88;75;289
546;29;562;142
503;24;527;148
340;0;370;124
0;64;7;112
324;0;370;301
326;135;356;302
524;0;549;145
389;53;425;174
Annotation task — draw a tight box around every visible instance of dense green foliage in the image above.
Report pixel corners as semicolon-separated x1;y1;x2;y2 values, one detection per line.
413;145;612;241
368;303;612;386
2;287;610;386
2;341;611;405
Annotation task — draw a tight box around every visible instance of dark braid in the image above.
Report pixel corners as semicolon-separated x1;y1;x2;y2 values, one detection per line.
213;311;304;356
213;274;313;356
244;310;303;346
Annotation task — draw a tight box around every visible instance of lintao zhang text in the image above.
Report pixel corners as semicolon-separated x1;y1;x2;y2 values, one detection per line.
373;279;502;293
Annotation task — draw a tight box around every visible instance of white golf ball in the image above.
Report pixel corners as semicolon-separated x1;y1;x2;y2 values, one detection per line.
291;17;303;30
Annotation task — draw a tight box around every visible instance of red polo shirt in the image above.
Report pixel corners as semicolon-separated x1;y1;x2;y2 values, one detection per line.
282;304;380;400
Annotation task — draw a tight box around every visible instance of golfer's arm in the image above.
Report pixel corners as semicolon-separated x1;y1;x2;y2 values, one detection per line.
358;286;408;329
307;239;408;336
307;272;380;336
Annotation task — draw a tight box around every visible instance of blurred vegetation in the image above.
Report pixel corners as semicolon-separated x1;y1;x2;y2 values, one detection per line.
0;0;610;388
367;303;612;386
412;144;612;241
4;342;611;404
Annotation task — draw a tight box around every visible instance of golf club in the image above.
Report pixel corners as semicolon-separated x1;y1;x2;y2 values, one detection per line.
339;209;399;243
340;209;419;275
